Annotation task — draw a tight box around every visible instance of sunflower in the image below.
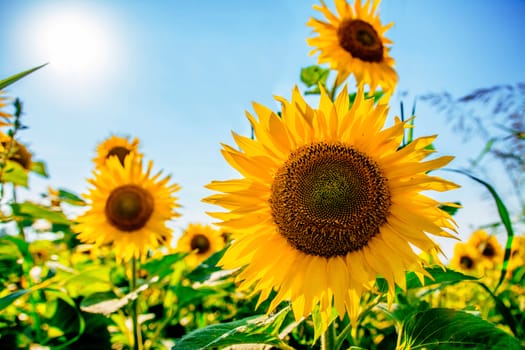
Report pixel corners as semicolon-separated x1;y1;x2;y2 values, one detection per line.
47;187;62;208
74;155;181;262
467;229;503;267
204;85;458;326
8;140;33;171
93;135;140;168
0;138;33;171
450;242;481;273
307;0;397;92
176;223;225;266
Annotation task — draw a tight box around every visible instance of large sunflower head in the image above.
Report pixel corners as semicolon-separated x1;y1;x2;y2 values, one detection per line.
204;85;458;326
74;155;181;262
307;0;397;92
176;223;225;266
467;229;503;267
93;135;140;168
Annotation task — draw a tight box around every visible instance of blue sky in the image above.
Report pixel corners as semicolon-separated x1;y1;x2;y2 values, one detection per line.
1;0;524;255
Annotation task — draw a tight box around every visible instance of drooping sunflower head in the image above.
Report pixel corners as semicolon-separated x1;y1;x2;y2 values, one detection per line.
307;0;397;92
467;229;503;267
1;139;33;171
93;135;140;168
204;84;458;327
74;155;181;262
176;223;225;266
451;242;481;273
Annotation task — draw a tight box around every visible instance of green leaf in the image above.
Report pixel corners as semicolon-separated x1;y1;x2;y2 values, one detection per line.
300;65;330;88
62;267;113;298
79;291;124;316
405;266;478;289
0;279;54;311
445;169;515;291
0;254;22;283
44;289;86;349
186;248;227;283
305;85;323;95
30;160;49;178
1;235;32;263
80;282;150;316
311;305;338;341
172;285;218;308
141;252;186;281
397;308;521;349
74;313;113;350
471;138;496;167
477;282;524;340
0;63;48;90
56;188;86;206
0;289;31;310
1;160;29;187
438;202;461;216
349;90;384;104
11;201;71;225
172;307;292;350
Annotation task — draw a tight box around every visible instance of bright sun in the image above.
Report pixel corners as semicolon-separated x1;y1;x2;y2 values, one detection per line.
26;3;121;86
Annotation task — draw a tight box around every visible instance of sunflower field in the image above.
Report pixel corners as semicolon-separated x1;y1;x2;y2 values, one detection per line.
1;1;524;349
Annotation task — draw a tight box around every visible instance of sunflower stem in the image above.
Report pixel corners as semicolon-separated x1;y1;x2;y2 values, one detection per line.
329;75;339;101
334;320;354;349
16;213;42;343
321;320;337;350
130;258;143;350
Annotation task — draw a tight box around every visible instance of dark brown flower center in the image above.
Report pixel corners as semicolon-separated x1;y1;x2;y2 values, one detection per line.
105;185;154;231
337;19;383;62
481;242;495;258
270;142;391;258
460;256;474;269
190;233;211;254
106;146;131;165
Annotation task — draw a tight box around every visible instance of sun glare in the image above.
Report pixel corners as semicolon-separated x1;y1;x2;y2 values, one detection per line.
40;15;107;73
24;3;122;90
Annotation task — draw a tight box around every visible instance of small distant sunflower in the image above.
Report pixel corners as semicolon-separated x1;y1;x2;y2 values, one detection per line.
47;187;62;208
467;229;503;267
450;242;481;273
176;223;225;266
204;85;458;326
93;135;140;168
307;0;397;92
74;155;181;262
